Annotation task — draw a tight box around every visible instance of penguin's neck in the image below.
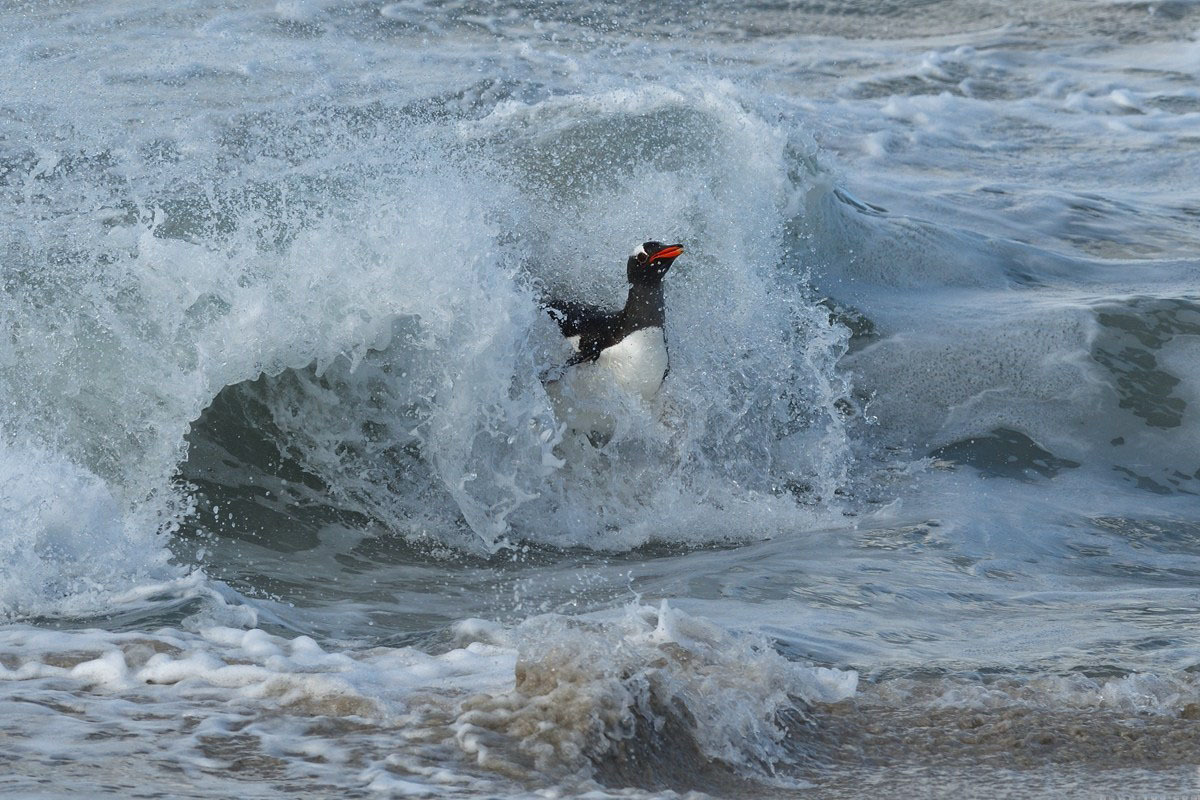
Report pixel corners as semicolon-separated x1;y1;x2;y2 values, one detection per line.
621;280;665;332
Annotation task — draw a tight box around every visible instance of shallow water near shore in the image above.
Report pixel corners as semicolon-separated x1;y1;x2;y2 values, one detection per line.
2;0;1199;796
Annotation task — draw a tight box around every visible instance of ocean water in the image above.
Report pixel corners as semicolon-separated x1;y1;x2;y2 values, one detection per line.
2;0;1199;796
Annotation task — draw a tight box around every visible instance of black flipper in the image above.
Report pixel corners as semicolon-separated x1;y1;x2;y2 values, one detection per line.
542;297;616;339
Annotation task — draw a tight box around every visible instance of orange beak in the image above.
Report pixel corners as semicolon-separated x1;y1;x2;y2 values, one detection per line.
649;244;684;261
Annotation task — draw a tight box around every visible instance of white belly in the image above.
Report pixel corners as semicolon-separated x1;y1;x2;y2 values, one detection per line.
547;327;668;435
593;327;669;401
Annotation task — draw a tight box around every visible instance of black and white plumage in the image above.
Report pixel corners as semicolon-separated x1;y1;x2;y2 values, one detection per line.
541;241;684;432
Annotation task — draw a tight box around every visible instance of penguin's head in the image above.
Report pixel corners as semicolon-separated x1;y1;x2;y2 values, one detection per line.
627;241;684;285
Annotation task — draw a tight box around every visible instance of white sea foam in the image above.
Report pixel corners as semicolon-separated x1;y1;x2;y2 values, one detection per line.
0;439;187;619
0;601;856;794
869;669;1200;717
2;73;856;576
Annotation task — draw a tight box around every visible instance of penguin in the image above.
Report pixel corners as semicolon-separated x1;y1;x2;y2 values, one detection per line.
541;241;684;435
